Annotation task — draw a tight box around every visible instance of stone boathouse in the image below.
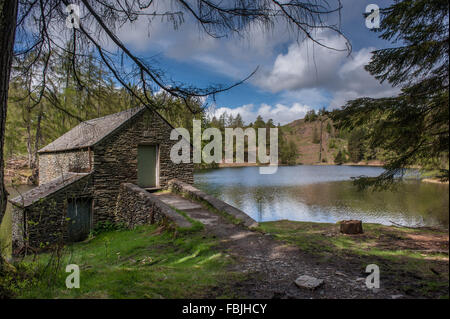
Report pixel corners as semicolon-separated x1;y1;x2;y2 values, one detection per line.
9;106;193;253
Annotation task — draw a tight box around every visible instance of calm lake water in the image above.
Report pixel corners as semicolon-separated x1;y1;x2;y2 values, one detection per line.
1;165;448;256
194;165;449;228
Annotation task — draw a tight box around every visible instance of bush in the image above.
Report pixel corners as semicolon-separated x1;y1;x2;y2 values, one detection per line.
328;139;336;149
326;122;332;134
93;221;126;236
334;150;344;165
0;261;37;298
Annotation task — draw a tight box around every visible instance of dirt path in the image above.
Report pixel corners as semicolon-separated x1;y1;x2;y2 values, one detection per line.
155;193;408;299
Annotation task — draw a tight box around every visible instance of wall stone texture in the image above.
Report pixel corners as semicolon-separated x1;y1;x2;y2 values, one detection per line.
38;149;92;185
92;109;194;224
12;174;93;253
11;205;24;252
114;183;191;229
14;108;194;253
168;179;258;229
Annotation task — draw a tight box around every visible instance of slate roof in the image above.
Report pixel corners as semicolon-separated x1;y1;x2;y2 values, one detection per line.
9;173;91;208
38;106;146;153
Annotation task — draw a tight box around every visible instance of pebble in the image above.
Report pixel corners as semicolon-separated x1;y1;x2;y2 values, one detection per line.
295;275;324;290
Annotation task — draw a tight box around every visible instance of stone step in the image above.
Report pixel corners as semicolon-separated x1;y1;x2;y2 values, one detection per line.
154;193;203;211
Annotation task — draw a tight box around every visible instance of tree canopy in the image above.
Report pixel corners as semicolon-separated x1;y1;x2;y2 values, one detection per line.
332;0;449;188
0;0;353;244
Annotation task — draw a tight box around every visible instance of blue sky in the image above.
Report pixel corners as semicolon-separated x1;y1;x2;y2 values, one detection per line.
114;0;399;125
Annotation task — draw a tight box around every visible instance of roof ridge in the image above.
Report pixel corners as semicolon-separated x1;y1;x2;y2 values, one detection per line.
84;106;144;124
38;106;146;153
9;172;92;208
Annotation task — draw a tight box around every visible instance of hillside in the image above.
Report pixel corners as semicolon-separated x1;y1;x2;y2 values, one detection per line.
281;117;382;166
281;118;339;165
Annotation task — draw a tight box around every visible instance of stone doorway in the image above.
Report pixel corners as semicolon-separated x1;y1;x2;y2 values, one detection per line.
67;198;92;242
137;144;159;189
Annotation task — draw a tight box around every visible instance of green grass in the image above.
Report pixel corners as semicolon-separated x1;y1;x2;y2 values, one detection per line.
419;169;448;180
0;209;12;258
258;220;449;298
17;224;244;299
173;208;205;233
259;220;447;257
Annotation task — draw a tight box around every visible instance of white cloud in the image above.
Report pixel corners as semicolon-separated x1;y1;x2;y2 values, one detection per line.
258;103;311;125
254;35;347;92
279;88;330;108
211;102;310;126
107;3;399;112
254;34;400;109
115;5;292;79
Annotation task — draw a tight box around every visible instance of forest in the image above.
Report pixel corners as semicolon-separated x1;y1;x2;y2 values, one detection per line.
0;0;448;301
5;48;299;182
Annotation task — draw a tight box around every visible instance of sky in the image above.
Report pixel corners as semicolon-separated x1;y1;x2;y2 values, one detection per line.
114;0;399;125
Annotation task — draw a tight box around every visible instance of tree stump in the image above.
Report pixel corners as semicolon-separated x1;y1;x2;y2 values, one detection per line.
339;220;363;234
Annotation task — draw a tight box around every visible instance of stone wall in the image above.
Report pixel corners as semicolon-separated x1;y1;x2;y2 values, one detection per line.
115;183;191;229
11;205;24;252
92;109;194;224
12;174;93;253
38;149;92;185
168;179;259;229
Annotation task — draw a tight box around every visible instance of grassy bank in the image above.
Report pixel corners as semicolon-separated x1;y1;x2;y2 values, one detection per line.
0;209;12;258
259;220;449;298
12;224;244;299
3;212;448;298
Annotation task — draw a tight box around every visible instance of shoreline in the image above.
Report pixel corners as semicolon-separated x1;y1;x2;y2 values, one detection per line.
204;163;449;184
216;161;384;168
12;218;447;299
259;220;449;299
422;178;449;185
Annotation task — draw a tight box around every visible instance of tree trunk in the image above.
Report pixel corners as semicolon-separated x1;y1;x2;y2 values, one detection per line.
339;220;364;234
26;110;33;168
0;0;19;262
34;106;43;166
26;70;34;169
31;105;43;184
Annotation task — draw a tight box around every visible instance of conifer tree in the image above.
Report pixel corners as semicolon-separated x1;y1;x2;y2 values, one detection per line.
332;0;449;188
334;150;344;165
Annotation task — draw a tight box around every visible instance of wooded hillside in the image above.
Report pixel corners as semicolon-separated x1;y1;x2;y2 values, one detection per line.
281;110;385;166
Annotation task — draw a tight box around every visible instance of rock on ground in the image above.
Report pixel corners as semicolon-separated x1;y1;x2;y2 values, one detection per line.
294;275;324;290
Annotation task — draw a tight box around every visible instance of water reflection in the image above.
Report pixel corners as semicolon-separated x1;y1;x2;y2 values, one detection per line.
194;166;449;228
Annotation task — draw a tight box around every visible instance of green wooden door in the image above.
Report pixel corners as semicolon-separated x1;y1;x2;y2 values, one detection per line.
138;145;158;188
67;198;92;242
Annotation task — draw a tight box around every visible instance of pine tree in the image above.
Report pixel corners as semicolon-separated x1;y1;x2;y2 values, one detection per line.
304;110;317;122
348;129;365;163
279;126;299;165
286;140;299;165
266;119;275;128
332;0;449;187
334;150;344;165
232;113;244;128
253;115;265;128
